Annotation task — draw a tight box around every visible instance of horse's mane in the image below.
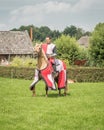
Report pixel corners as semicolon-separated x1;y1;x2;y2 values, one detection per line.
34;44;48;70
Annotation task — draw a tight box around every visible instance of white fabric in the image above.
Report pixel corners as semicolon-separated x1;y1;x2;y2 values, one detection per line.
47;74;56;90
46;43;56;55
55;59;64;72
30;69;39;87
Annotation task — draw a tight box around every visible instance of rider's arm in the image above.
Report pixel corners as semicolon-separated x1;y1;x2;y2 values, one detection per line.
53;46;57;55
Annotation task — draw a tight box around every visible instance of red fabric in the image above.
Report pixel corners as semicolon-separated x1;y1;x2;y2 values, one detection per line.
40;60;66;89
41;43;47;54
49;58;55;64
40;63;55;89
63;61;67;70
42;43;55;63
58;70;66;89
57;61;67;89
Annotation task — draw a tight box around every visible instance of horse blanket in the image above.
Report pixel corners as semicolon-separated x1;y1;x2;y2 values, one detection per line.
30;59;66;90
40;63;56;90
30;63;56;90
30;43;66;90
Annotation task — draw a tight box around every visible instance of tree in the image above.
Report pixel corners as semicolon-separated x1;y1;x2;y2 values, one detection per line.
63;25;77;37
39;26;52;41
76;28;84;39
83;31;91;36
11;24;91;43
89;23;104;67
63;25;85;39
51;30;61;40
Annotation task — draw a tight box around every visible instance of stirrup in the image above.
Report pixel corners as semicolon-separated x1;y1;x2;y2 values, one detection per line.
52;71;58;78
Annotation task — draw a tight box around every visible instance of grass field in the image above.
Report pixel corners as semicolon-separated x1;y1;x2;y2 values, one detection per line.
0;77;104;130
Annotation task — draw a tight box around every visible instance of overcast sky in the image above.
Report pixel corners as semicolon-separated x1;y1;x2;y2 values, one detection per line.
0;0;104;31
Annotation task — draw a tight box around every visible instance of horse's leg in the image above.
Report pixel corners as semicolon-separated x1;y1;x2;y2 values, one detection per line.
64;80;68;96
30;69;39;97
32;87;36;97
59;89;61;96
64;87;67;96
45;86;48;97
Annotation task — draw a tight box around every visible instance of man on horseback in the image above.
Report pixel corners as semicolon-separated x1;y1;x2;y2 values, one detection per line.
30;37;67;96
42;36;57;76
44;36;57;57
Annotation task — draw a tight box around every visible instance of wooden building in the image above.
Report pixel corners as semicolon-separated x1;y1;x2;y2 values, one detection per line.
0;30;34;62
77;36;89;48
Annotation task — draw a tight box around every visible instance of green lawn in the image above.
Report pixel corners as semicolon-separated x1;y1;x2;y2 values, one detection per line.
0;77;104;130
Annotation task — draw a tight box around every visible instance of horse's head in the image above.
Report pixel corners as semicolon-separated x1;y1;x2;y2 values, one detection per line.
33;43;42;58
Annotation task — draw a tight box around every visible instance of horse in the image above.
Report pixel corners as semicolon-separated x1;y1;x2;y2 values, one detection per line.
30;43;68;97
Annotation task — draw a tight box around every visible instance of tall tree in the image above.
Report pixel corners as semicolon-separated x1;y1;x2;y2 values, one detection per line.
89;23;104;67
63;25;85;39
51;30;61;40
39;26;52;41
63;25;77;37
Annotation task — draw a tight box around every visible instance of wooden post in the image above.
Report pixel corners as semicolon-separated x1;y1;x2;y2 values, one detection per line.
30;27;33;41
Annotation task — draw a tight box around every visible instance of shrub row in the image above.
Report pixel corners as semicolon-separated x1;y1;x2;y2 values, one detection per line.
67;67;104;82
0;66;35;80
0;66;104;82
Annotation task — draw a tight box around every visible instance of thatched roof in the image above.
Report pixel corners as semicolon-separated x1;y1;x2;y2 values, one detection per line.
77;36;89;48
0;31;34;54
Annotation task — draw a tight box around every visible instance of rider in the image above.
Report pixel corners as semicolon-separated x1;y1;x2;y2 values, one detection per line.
44;36;57;58
42;36;57;75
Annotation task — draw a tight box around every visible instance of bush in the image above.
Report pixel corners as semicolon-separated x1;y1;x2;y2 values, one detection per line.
89;23;104;67
67;67;104;82
0;66;35;80
10;56;37;68
0;66;104;82
55;35;88;65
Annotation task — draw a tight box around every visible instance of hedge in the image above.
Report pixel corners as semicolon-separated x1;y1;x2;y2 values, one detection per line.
0;66;104;82
67;67;104;82
0;66;35;80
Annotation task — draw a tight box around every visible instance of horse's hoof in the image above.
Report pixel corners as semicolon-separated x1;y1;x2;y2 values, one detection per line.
64;93;67;96
30;86;34;91
32;94;36;97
